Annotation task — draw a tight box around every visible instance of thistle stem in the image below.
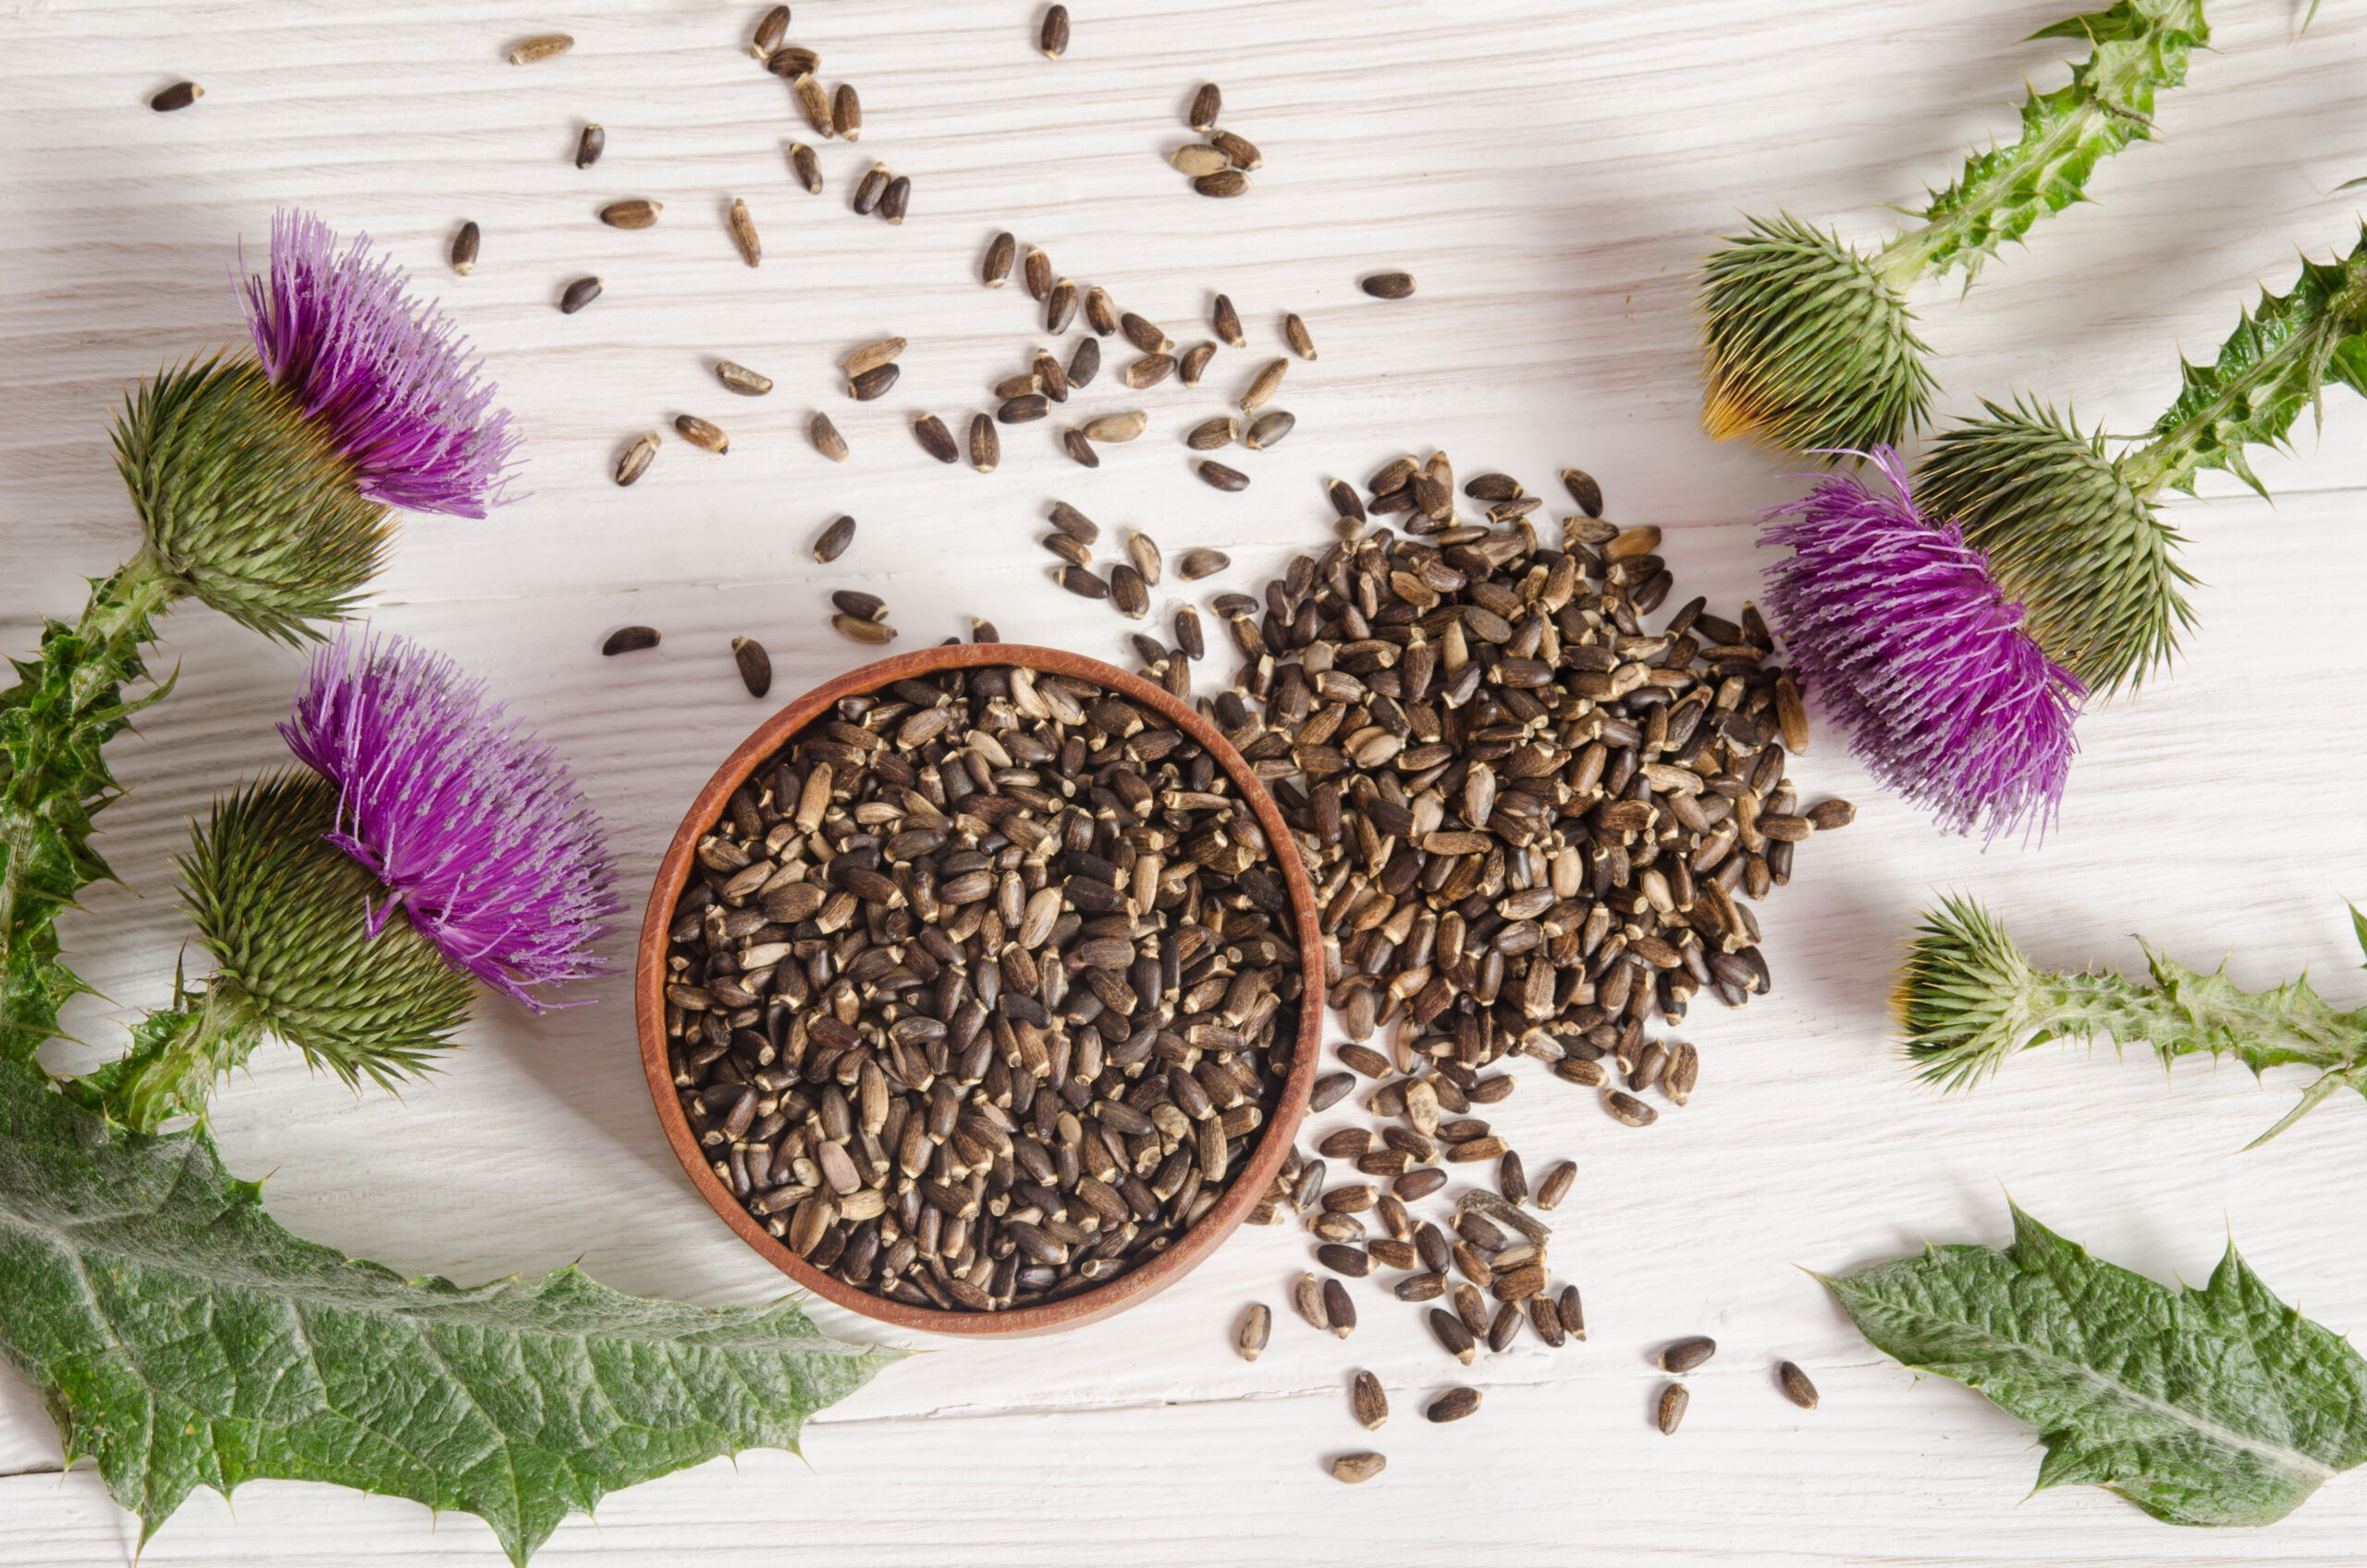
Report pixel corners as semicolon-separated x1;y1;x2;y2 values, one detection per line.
67;974;265;1133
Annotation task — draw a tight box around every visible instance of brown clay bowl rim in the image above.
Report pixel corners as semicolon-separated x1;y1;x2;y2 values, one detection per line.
636;642;1326;1337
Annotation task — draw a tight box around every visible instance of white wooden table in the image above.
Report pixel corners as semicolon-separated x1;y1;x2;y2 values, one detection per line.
6;1;2367;1562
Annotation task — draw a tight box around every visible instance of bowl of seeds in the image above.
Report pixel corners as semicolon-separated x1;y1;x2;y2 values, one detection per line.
637;642;1325;1334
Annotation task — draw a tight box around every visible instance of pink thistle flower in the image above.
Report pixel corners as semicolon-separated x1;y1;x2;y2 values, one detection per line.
1758;447;2083;841
279;629;616;1009
241;209;520;517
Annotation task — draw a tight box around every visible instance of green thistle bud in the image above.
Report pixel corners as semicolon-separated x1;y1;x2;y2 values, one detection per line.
1913;398;2197;695
111;358;390;644
1698;216;1932;453
76;774;472;1132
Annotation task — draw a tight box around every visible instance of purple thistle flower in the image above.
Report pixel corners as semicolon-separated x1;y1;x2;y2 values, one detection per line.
241;209;520;517
279;628;617;1010
1758;447;2084;842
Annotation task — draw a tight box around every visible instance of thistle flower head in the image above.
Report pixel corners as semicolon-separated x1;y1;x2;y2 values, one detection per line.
1915;397;2195;694
242;209;520;517
1895;894;2044;1093
279;629;618;1010
1760;447;2084;840
1699;214;1934;453
179;774;475;1087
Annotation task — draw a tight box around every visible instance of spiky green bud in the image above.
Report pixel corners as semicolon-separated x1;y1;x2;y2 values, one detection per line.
1899;894;2367;1146
1914;398;2196;695
78;775;473;1131
111;358;391;645
1698;215;1934;452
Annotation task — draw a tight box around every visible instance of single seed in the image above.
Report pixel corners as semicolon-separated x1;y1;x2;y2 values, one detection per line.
1661;1336;1716;1374
1057;565;1110;600
1083;410;1147;444
912;414;959;464
1351;1370;1388;1429
831;614;896;645
842;337;906;377
1197;460;1248;493
1110;564;1150;619
1038;4;1070;57
1189;81;1221;131
766;45;820;78
1195;169;1250;199
1557;1285;1586;1341
1119;312;1171;355
1171;144;1230;178
727;198;761;266
972;618;1000;643
1778;1361;1820;1410
1429;1308;1478;1365
1126;531;1163;585
151;81;202;112
968;413;1000;472
1283;312;1316;360
575;123;605;168
1046;533;1092;568
716;361;774;397
613;432;659;487
789;141;823;194
1294;1272;1329;1331
983;231;1016;288
1327;479;1367;522
1024;246;1052;300
1176;342;1215;387
1047;278;1079;334
1657;1383;1689;1435
1244;410;1294;450
810;415;851;464
1036;350;1070;403
509;33;572;65
1208;129;1261;169
1361;271;1416;300
1662;1042;1699;1106
849;363;901;400
1174;605;1204;659
559;276;603;313
731;637;772;698
1561;467;1604;518
675;414;730;454
852;165;889;215
1212;294;1245;348
1604;1091;1657;1128
1187;416;1238;450
1177;548;1230;580
1069;337;1101;389
1240;357;1286;412
1331;1453;1385;1486
601;198;663;229
831;590;888;622
812;514;856;561
1237;1303;1271;1362
1536;1160;1576;1211
753;6;790;53
1124;355;1175;391
793;73;833;137
1061;428;1098;466
602;626;658;655
833;82;862;140
1323;1279;1356;1339
449;221;480;276
1000;394;1051;424
1427;1387;1481;1424
1049;503;1099;544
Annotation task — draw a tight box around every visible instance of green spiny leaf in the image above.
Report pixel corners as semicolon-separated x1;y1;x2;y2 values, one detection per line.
2127;226;2367;498
1824;1205;2367;1525
0;1062;900;1564
1888;1;2210;283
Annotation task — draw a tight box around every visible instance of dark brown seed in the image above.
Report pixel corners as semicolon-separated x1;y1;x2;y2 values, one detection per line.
1178;342;1217;387
849;363;900;400
879;172;911;224
968;413;1000;473
1024;246;1052;300
574;122;605;168
831;590;888;622
731;637;772;698
971;618;1000;643
1110;564;1149;619
1328;479;1367;522
1187;416;1238;450
999;394;1051;424
1057;565;1109;600
813;514;856;562
613;432;659;486
913;414;959;463
766;45;820;78
1177;548;1231;580
448;221;481;276
1047;278;1079;334
1310;1072;1354;1111
151;81;203;112
1189;81;1221;131
1068;337;1101;389
792;72;833;137
810;414;850;464
833;82;862;141
1331;1452;1385;1485
1427;1387;1480;1424
1497;1150;1527;1206
1662;1042;1699;1106
1124;354;1175;390
1657;1383;1688;1435
509;33;573;64
1530;1296;1567;1348
788;141;824;193
1196;460;1249;493
1115;312;1167;355
1808;799;1855;831
601;198;662;229
1316;1243;1371;1278
1395;1272;1445;1302
1561;468;1604;518
1778;1361;1820;1410
1212;294;1245;348
559;276;603;313
717;361;773;397
1038;4;1070;57
1322;1279;1356;1339
1048;502;1099;544
1195;169;1250;199
1661;1336;1716;1374
852;165;889;215
1394;1167;1446;1201
1429;1308;1478;1366
675;414;729;455
1237;1303;1271;1361
754;5;790;53
983;231;1016;288
1351;1369;1387;1429
1208;129;1261;169
1283;313;1316;360
1175;605;1205;660
1063;429;1101;468
1244;410;1294;451
1536;1160;1576;1211
1557;1285;1586;1341
602;626;659;656
1360;272;1416;300
1036;349;1071;403
1604;1091;1656;1128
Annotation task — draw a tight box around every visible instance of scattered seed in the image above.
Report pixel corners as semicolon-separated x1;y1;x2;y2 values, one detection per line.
614;432;659;486
1662;1042;1699;1106
1661;1336;1716;1374
767;45;820;78
964;413;1000;473
601;198;663;229
1536;1160;1576;1211
1560;467;1604;517
731;637;772;698
789;141;824;194
983;231;1016;288
1350;1369;1388;1429
1777;1361;1820;1410
1068;337;1101;389
1174;604;1205;659
1283;313;1316;360
1604;1091;1657;1128
1125;531;1163;586
1000;394;1051;424
1239;358;1289;415
559;276;603;313
1189;81;1221;131
1197;460;1248;493
1557;1286;1586;1341
574;122;605;168
1083;410;1148;444
912;413;959;464
852;165;889;215
1208;129;1261;170
509;33;573;65
1427;1387;1481;1423
1295;1272;1330;1331
1237;1303;1271;1361
1049;502;1099;544
1187;416;1238;451
810;414;851;464
1194;169;1250;198
1244;410;1294;451
602;626;659;655
972;618;1000;643
1124;354;1176;391
849;363;901;400
1429;1308;1478;1365
1110;564;1151;619
832;590;889;622
1361;272;1416;300
727;198;761;266
1044;278;1080;335
812;513;856;561
830;613;896;645
717;360;774;397
1171;144;1230;177
754;6;790;53
792;72;833;137
1212;294;1245;348
1038;4;1070;57
151;80;202;112
1177;548;1230;580
1024;246;1052;300
1657;1383;1689;1435
1323;1278;1357;1338
669;415;727;455
1327;479;1366;522
448;221;480;276
1331;1452;1386;1486
832;82;862;141
1057;564;1110;600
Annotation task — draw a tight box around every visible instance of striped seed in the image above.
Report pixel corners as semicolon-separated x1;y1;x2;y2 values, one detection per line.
983;231;1016;288
789;141;823;193
1212;294;1245;348
717;360;773;396
968;414;1000;472
1194;170;1249;198
601;198;662;229
675;415;729;454
731;637;772;698
613;432;658;486
1361;271;1416;300
560;277;603;313
833;82;861;140
810;414;850;463
574;123;605;167
912;414;958;463
1240;357;1285;411
1283;312;1316;359
727;199;761;266
1038;4;1069;57
812;514;856;561
509;33;573;64
450;221;480;276
602;626;658;655
1189;81;1220;131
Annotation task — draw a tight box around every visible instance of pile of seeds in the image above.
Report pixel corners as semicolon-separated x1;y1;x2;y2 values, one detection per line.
1171;81;1258;198
660;662;1306;1313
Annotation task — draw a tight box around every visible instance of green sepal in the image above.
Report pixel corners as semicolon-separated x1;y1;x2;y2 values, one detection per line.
2126;226;2367;498
0;1060;900;1564
1886;1;2210;284
1824;1204;2367;1526
66;961;267;1134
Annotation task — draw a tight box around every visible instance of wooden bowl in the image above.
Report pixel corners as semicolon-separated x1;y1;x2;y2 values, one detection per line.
635;643;1326;1336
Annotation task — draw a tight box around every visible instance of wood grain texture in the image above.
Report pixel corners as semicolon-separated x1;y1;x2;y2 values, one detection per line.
5;0;2367;1562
